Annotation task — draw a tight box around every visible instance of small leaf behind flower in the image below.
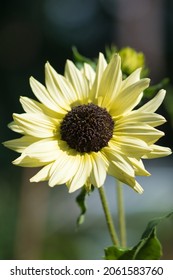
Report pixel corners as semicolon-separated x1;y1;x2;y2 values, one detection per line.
144;78;169;98
104;212;173;260
76;186;94;227
72;46;96;70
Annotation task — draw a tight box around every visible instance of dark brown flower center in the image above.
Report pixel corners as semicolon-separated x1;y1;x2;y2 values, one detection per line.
60;103;114;153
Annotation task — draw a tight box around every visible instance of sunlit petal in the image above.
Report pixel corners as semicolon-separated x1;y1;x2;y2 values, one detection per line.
110;78;150;116
137;89;166;113
98;54;122;109
3;136;39;153
68;153;92;192
49;152;80;187
13;113;59;138
30;76;67;114
90;152;107;188
45;62;77;106
65;60;89;102
82;63;96;89
118;111;166;127
89;52;107;101
30;163;53;182
20;96;63;118
142;144;172;158
120;68;141;91
110;136;151;157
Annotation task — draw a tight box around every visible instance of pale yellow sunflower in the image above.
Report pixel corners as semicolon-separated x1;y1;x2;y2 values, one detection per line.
3;53;171;193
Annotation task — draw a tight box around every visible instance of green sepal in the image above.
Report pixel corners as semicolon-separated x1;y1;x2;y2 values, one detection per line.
104;212;173;260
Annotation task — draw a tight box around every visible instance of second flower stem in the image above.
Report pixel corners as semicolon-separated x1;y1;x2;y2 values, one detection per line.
98;186;119;246
116;180;126;247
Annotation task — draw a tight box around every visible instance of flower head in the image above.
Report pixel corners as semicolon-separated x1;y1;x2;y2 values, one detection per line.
119;47;145;76
4;53;171;193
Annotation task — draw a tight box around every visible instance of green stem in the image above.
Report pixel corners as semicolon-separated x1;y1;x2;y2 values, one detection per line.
116;180;126;247
98;186;119;246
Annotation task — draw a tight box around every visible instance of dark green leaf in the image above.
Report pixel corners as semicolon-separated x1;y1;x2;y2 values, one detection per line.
141;212;173;239
134;228;162;260
76;186;94;227
164;86;173;118
104;212;173;260
104;246;129;260
76;188;88;226
105;45;118;62
104;245;139;260
144;78;169;98
104;230;162;260
72;46;96;69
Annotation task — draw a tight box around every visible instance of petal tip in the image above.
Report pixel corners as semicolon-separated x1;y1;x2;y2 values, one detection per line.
134;182;144;194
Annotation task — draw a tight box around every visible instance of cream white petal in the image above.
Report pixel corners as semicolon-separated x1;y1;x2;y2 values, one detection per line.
24;139;62;163
48;153;80;187
110;78;150;116
68;153;92;193
30;76;67;114
89;52;107;101
45;62;77;106
110;136;151;157
3;136;39;153
133;181;144;194
12;154;46;167
30;163;53;182
137;89;166;113
20;96;62;118
65;60;89;102
89;152;107;188
107;152;144;193
120;68;141;91
13;113;59;138
142;144;172;158
118;111;166;127
8;121;24;133
103;148;135;187
128;157;151;176
82;63;96;89
115;122;164;144
98;54;122;109
45;63;71;111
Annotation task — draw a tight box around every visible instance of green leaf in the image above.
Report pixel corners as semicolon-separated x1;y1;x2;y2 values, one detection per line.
72;46;96;69
144;77;169;98
76;188;88;227
104;212;173;260
141;212;173;239
134;228;162;259
76;186;94;227
104;246;129;260
164;86;173;118
105;45;118;62
104;230;162;260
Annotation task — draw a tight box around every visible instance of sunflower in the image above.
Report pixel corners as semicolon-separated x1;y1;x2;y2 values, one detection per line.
4;53;171;193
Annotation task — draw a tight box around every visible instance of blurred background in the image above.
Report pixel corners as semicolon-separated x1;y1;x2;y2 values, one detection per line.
0;0;173;260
